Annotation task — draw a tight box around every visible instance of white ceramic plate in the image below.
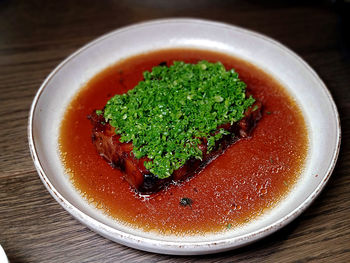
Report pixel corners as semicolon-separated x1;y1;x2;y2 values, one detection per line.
28;19;340;255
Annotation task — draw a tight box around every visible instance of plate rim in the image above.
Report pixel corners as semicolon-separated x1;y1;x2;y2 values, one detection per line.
28;18;341;255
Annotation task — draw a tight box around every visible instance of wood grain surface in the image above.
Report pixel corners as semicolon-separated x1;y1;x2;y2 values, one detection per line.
1;0;349;262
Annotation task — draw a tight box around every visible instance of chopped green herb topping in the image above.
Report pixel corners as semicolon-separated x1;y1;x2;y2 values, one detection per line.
104;61;255;178
252;105;259;112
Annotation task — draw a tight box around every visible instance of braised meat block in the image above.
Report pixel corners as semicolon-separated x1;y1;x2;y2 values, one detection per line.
89;101;262;194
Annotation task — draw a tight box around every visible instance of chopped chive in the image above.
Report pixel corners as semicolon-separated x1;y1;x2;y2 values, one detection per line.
103;61;255;178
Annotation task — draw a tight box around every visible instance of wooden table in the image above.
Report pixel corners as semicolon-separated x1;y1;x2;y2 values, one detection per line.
1;1;349;262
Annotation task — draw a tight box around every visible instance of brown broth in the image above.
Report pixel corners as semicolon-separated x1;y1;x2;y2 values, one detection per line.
59;49;308;235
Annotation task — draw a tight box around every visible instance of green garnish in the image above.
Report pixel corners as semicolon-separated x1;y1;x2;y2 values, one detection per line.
104;61;255;178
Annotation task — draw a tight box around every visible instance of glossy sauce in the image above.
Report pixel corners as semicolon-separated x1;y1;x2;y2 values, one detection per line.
59;49;308;235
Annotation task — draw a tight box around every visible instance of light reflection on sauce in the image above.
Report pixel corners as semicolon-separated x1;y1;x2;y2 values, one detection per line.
59;49;308;235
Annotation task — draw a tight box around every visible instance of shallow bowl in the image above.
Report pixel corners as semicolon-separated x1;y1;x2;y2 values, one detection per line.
28;18;341;255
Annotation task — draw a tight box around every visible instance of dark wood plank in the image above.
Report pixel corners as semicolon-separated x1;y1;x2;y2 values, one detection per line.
1;0;349;262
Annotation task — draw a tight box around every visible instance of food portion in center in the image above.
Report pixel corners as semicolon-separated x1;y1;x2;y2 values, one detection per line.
89;61;262;193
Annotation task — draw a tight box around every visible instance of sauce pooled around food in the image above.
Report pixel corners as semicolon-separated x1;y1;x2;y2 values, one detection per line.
59;48;308;235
